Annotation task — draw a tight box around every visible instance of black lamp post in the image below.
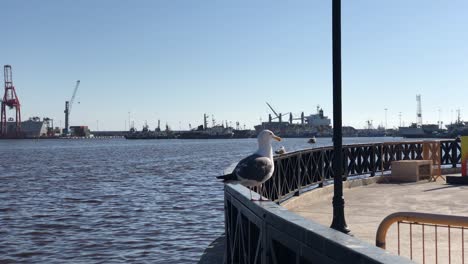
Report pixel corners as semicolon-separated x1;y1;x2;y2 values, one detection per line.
330;0;350;234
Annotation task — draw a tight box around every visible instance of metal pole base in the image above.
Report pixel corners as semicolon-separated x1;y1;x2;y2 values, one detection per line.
330;196;350;234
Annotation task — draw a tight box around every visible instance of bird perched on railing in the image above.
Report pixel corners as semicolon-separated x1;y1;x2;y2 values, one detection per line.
275;146;286;155
216;129;281;201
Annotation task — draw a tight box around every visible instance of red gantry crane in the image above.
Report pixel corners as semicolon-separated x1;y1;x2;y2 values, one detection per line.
0;65;21;137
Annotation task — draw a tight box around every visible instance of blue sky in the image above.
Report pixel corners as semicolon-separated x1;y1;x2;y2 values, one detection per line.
1;1;467;131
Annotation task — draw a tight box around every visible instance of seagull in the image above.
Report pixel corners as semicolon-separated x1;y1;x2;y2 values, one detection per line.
275;146;286;155
217;129;281;201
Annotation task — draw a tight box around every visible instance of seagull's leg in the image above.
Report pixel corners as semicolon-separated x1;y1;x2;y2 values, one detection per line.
251;187;259;201
258;184;264;201
257;185;261;201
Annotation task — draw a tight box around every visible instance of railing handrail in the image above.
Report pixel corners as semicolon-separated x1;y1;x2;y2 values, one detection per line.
266;139;460;203
274;140;451;159
376;212;468;249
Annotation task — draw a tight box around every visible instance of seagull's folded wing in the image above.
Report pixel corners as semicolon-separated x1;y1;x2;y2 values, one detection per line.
235;154;273;182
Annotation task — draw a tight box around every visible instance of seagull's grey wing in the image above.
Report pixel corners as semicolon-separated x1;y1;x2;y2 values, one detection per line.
234;154;273;182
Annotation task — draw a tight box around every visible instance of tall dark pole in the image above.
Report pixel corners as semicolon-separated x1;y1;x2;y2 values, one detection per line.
330;0;350;233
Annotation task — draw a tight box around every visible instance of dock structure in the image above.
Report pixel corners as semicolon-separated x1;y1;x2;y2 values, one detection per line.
219;139;462;263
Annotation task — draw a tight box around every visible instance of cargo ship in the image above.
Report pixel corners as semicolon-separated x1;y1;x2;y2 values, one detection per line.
445;120;468;137
178;124;234;139
1;117;61;139
232;129;256;138
398;123;442;138
125;122;176;139
177;114;235;139
254;105;332;138
125;115;255;139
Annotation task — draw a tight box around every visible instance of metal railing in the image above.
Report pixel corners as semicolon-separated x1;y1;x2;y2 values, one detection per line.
376;212;468;264
224;184;412;264
262;139;461;203
224;139;461;264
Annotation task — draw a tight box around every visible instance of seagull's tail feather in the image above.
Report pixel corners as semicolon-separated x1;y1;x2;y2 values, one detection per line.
216;173;238;184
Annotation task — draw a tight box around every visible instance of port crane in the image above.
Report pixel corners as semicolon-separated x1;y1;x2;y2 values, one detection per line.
265;102;308;124
63;80;80;135
1;65;22;137
365;120;375;130
266;102;290;123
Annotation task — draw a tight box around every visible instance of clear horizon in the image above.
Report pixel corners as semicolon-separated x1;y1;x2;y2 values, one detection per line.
1;1;467;131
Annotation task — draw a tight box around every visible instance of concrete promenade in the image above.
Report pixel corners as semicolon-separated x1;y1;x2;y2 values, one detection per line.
285;174;468;263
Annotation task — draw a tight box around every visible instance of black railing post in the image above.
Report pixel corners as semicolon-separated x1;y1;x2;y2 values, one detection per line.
330;0;349;234
452;141;458;168
343;147;348;181
278;159;286;201
295;153;302;196
319;151;324;188
370;144;376;176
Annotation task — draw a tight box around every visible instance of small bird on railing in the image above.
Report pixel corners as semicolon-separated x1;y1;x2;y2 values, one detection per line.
216;129;281;201
275;146;286;155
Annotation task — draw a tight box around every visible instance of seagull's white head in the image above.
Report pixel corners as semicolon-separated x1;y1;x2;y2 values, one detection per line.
257;129;281;148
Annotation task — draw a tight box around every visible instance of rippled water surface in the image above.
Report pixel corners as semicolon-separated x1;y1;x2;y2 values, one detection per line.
0;137;410;263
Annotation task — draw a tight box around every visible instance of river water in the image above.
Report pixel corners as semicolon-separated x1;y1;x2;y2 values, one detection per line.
0;137;411;263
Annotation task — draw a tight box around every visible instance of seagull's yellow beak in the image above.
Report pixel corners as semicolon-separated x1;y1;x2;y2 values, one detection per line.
272;135;282;142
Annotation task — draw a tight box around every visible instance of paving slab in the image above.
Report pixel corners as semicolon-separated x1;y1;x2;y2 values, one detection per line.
286;174;468;263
